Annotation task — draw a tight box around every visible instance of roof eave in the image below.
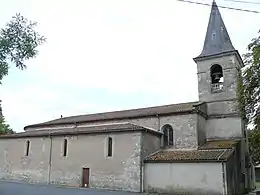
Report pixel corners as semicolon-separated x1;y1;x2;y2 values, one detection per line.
193;50;244;66
144;159;228;163
193;50;244;68
1;127;162;139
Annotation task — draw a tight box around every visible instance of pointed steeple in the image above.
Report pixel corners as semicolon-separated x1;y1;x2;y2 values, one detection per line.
195;0;235;59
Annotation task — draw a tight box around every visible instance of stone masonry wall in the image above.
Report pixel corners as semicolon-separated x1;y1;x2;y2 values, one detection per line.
160;114;199;149
142;133;161;158
0;137;50;184
27;113;200;149
197;115;206;146
0;131;143;192
206;117;242;139
50;132;142;192
196;55;240;103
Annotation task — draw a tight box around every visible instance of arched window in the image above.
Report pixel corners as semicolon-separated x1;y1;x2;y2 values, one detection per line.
210;64;224;92
162;124;174;147
163;129;168;146
25;140;30;156
107;137;113;157
63;139;68;157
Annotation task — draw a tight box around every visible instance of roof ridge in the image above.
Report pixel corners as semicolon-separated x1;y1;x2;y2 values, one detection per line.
217;149;228;161
145;150;163;159
25;101;203;130
44;101;201;121
78;122;131;128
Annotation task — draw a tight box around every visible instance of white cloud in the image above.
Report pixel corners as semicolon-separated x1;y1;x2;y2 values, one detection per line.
1;0;260;132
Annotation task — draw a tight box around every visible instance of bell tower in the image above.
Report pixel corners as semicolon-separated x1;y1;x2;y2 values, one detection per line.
194;0;244;103
193;0;244;139
193;3;253;192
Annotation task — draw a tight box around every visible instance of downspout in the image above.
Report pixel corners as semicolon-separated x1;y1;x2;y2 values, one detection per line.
196;114;200;149
48;131;53;185
140;132;144;193
156;114;160;131
222;162;228;195
156;114;163;148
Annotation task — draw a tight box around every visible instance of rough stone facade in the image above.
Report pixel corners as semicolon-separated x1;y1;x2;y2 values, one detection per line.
0;137;50;184
50;133;142;191
0;130;161;192
0;112;203;192
206;117;243;139
196;55;241;103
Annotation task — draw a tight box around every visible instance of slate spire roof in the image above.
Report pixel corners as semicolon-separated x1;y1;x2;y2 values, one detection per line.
195;0;236;58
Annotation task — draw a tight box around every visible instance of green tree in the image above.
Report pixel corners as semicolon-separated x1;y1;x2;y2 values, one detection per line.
0;13;46;134
0;116;14;135
0;13;46;83
238;30;260;165
248;126;260;165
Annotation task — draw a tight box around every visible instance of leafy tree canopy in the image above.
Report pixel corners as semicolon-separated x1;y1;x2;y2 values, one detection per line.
238;30;260;165
248;126;260;165
0;13;46;83
0;116;14;135
0;13;46;134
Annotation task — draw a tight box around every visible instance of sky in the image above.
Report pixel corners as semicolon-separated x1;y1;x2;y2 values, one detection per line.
0;0;260;132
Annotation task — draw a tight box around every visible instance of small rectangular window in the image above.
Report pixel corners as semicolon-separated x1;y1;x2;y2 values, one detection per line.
25;140;30;156
63;139;68;157
107;137;113;157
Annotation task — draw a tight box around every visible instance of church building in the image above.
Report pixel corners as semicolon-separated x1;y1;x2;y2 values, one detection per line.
0;1;255;194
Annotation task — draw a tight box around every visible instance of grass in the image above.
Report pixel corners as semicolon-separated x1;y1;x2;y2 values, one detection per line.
256;182;260;189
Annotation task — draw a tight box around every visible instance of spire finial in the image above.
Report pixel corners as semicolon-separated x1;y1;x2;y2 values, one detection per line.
194;0;235;59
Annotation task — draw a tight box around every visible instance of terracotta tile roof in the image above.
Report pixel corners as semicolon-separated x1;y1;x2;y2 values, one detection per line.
0;123;162;139
24;101;204;130
144;149;234;163
199;140;239;150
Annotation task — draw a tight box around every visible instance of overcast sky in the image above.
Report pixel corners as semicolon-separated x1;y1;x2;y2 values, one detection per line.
0;0;260;132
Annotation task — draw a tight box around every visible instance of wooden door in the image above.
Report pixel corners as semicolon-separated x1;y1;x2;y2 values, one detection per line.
82;168;90;188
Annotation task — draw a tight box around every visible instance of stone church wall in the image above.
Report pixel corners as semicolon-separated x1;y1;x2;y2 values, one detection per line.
206;117;243;139
0;132;147;192
142;133;161;158
197;115;206;146
0;131;147;192
0;137;50;184
50;132;142;192
206;99;238;116
160;114;199;149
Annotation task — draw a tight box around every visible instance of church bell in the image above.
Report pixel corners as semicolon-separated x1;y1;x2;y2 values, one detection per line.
212;72;222;83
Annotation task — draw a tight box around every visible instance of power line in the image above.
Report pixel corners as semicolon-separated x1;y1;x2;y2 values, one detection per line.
175;0;260;14
224;0;260;5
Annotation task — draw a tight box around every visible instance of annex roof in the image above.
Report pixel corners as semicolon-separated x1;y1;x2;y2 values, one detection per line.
144;149;234;163
1;123;162;139
199;139;240;150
